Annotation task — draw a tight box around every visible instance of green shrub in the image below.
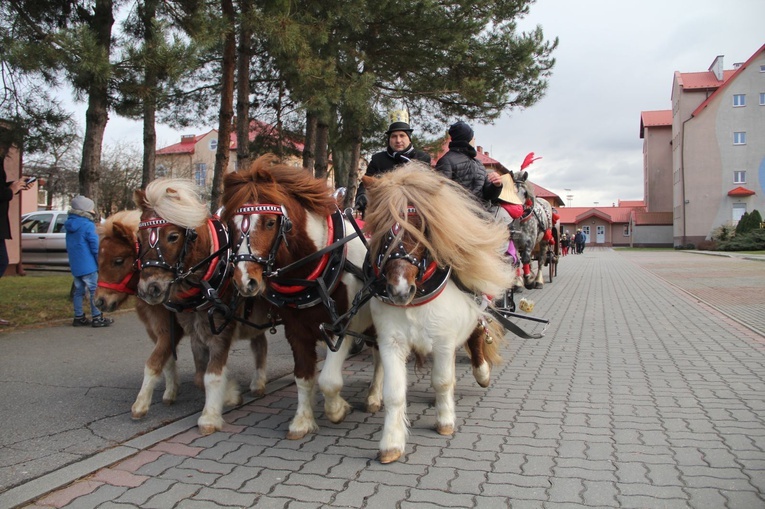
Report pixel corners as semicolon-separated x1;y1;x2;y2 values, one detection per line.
711;223;735;242
718;229;765;251
736;209;763;235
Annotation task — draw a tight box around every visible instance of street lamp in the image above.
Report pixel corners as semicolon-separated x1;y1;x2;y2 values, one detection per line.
564;189;572;207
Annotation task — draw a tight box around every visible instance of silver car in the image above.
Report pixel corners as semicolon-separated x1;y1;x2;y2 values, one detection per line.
20;210;69;266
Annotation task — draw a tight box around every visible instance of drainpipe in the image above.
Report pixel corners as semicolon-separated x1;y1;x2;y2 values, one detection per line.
680;115;693;246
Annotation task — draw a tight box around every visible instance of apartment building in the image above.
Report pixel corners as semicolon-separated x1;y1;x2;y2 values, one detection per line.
669;44;765;245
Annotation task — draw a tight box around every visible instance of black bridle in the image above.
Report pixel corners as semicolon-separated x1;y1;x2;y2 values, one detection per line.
373;206;431;282
230;204;292;277
137;217;198;276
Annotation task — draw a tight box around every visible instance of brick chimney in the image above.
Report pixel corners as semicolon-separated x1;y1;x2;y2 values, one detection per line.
181;134;196;144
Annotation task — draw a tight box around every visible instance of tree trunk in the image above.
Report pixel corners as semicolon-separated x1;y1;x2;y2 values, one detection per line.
140;0;159;188
235;0;252;172
345;125;362;209
78;0;114;208
211;0;236;212
303;111;316;174
314;116;329;180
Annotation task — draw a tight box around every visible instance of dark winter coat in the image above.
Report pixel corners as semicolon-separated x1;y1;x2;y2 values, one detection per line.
356;147;431;210
65;210;99;277
435;144;501;209
1;166;13;240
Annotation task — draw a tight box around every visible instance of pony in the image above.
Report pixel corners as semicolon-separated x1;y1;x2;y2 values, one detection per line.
510;172;556;289
363;163;514;463
133;179;271;435
221;155;382;440
94;210;186;419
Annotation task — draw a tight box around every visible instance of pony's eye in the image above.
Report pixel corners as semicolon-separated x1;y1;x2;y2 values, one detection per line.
265;219;276;229
115;257;124;266
167;232;181;243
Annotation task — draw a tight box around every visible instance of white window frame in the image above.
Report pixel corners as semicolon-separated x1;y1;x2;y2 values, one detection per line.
733;171;746;184
732;203;746;223
760;93;765;106
194;163;207;187
733;132;746;145
209;139;218;151
733;94;746;107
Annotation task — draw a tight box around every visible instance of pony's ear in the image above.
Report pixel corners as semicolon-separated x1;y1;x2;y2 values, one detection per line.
133;189;147;210
520;171;529;182
113;221;136;244
361;175;377;190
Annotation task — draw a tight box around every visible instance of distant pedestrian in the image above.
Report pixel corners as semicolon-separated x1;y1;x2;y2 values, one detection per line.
65;195;113;327
1;167;32;326
560;232;569;256
574;228;585;254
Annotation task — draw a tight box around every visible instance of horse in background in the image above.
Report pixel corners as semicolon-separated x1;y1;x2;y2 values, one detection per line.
363;164;513;463
511;171;555;289
221;155;383;441
134;179;270;435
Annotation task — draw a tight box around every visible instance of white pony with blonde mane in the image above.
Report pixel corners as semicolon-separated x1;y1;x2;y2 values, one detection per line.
363;163;514;463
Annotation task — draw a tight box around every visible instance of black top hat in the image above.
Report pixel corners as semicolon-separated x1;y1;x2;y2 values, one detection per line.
385;121;413;135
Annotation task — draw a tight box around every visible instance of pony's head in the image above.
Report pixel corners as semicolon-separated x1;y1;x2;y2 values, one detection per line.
221;154;335;297
364;163;515;302
94;209;141;312
134;178;210;305
511;170;535;205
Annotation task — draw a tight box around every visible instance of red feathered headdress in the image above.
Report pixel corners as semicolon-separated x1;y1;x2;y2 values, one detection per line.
520;152;542;170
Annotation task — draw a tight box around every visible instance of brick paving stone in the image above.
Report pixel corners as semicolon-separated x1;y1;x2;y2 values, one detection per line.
16;249;765;509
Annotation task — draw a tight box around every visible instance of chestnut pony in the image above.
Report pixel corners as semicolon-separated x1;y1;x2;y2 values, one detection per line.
95;210;270;421
134;179;270;435
221;155;382;440
363;163;513;463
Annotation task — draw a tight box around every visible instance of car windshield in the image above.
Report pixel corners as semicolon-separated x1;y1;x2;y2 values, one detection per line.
22;214;53;234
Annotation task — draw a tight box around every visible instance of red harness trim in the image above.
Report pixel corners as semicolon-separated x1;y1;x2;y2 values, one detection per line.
268;214;334;294
176;218;222;300
97;270;138;295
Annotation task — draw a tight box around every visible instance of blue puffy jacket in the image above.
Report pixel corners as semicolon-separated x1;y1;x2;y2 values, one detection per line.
65;212;99;277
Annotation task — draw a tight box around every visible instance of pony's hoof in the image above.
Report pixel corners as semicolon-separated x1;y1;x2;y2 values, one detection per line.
250;387;265;398
131;409;147;420
379;449;403;464
534;283;544;289
367;401;382;413
198;424;218;436
286;429;309;440
436;423;454;436
512;285;524;294
325;400;352;424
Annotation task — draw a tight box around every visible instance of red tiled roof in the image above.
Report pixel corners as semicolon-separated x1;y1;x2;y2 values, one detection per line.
728;186;756;197
693;44;765;117
640;110;672;139
675;70;736;90
556;206;641;225
618;200;645;207
531;183;564;207
156;132;210;155
229;120;305;152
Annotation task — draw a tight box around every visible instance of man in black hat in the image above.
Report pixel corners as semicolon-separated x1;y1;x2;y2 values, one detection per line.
354;120;431;215
435;120;502;211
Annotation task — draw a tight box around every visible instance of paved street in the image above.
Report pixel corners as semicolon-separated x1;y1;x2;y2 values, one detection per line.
2;248;765;508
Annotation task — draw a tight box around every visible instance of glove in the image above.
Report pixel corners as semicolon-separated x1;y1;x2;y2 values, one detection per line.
355;193;368;211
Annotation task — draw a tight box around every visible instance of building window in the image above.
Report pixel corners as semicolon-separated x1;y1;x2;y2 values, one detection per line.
733;132;746;145
156;164;168;178
623;224;630;237
761;65;765;72
734;171;746;184
194;163;207;186
760;93;765;106
733;94;746;107
209;139;218;151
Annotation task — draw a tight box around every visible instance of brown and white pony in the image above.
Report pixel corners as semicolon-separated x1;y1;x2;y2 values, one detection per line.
94;210;187;419
363;164;513;463
133;179;270;435
221;155;382;440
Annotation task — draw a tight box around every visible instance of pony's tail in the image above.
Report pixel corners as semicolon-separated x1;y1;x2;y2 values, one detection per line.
483;317;505;367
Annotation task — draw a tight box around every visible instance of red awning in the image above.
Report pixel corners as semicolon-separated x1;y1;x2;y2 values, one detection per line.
728;186;756;197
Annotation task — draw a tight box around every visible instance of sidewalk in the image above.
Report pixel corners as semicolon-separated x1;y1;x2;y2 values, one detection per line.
6;248;765;508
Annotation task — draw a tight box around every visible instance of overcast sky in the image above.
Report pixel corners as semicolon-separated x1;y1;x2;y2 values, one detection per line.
95;0;765;208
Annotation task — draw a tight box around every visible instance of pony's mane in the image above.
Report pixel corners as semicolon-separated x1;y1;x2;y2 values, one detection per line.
221;154;335;223
142;178;209;228
364;163;515;296
99;209;141;238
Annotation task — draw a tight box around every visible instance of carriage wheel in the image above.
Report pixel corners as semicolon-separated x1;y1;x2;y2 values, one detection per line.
547;250;555;283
